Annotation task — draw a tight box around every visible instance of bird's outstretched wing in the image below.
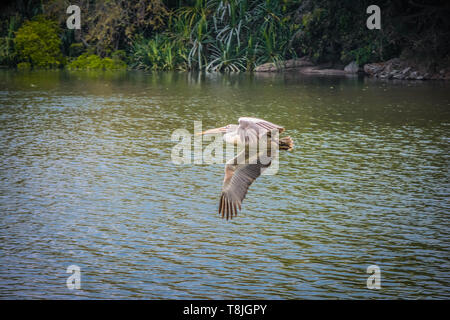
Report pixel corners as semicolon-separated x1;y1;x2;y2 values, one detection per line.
219;149;272;220
237;117;285;145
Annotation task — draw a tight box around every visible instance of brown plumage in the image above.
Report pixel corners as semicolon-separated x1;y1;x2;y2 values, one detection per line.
199;117;294;220
219;159;271;220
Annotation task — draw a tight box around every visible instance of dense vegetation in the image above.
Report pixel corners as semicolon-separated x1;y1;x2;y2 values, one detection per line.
0;0;448;72
14;15;64;69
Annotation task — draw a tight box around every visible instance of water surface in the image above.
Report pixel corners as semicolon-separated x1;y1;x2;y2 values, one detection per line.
0;70;449;299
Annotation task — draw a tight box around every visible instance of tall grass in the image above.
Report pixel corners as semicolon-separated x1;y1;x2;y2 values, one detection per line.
130;34;188;71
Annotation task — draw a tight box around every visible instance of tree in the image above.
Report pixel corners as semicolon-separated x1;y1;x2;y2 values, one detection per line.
14;15;63;68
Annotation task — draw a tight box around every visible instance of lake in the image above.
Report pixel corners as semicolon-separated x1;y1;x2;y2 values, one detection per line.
0;70;449;299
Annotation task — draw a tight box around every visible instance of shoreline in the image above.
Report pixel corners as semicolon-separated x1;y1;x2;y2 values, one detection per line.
254;57;450;81
1;63;449;81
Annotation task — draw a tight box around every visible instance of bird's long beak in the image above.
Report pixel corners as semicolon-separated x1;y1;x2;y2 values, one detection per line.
196;127;227;135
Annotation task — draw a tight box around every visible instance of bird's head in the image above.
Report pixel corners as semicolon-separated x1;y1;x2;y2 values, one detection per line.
197;124;238;135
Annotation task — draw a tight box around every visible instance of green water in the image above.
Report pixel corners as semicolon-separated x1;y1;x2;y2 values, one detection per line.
0;70;449;299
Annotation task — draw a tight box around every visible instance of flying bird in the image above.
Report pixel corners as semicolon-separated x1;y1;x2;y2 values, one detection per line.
198;117;293;220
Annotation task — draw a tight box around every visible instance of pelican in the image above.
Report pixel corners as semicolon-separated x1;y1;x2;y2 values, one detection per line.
198;117;293;220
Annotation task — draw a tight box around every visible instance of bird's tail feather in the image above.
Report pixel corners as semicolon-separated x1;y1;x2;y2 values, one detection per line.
279;136;294;151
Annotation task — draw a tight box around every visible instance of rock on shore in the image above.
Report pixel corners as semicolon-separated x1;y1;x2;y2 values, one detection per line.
363;58;449;80
254;57;314;72
254;57;449;80
254;57;359;75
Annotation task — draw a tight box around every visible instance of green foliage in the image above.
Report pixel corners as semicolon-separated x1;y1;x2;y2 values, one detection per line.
296;8;328;62
0;37;17;66
67;53;127;70
17;61;31;70
292;0;402;65
130;0;297;72
206;41;246;72
111;50;127;62
1;0;449;72
0;15;21;66
252;0;297;64
14;16;63;69
43;0;169;57
130;34;188;71
342;44;378;66
69;43;85;58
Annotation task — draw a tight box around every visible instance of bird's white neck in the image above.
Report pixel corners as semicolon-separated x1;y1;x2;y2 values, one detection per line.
223;131;242;146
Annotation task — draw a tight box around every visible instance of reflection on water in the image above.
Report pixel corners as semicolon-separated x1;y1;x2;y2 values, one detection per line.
0;70;449;299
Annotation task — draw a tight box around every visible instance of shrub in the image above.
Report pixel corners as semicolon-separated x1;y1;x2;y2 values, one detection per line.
14;16;63;69
67;53;127;70
111;50;127;62
17;62;31;70
69;43;85;57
